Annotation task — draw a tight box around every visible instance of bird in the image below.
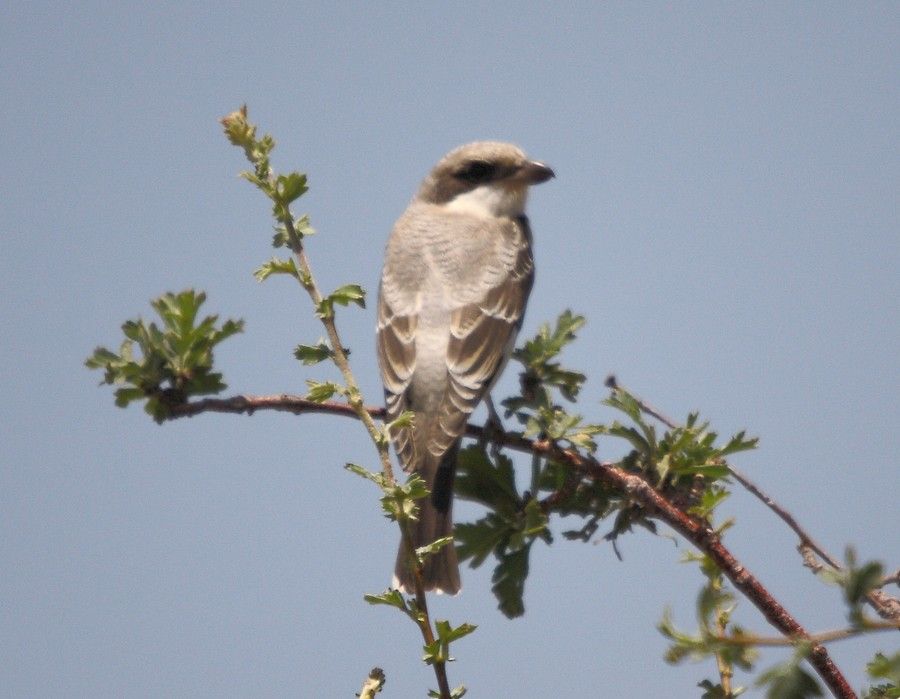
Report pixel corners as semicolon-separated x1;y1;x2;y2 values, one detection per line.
376;141;554;594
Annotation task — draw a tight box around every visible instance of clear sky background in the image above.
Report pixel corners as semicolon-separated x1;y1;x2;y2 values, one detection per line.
1;3;897;697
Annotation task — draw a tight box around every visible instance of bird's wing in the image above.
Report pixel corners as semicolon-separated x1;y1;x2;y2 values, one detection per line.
376;289;418;470
436;216;534;451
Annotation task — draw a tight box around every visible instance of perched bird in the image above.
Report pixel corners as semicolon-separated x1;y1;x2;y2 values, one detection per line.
377;142;554;594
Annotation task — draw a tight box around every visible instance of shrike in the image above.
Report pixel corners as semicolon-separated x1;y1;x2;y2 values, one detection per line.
377;142;554;594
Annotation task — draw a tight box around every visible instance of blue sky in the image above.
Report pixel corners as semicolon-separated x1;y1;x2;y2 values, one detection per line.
1;3;897;696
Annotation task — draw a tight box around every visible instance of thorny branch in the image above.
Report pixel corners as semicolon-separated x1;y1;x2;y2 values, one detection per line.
166;392;871;699
607;377;900;625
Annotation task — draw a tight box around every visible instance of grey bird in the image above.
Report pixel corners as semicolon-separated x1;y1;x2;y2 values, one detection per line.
377;142;554;594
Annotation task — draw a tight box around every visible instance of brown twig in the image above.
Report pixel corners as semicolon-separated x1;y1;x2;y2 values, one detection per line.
165;394;855;698
729;461;899;624
613;379;900;625
711;619;900;647
221;106;451;697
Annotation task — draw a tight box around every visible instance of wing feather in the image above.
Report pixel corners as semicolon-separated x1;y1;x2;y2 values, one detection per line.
377;208;535;474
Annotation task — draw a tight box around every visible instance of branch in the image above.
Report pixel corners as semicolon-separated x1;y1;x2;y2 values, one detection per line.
220;107;452;698
711;619;900;648
728;464;900;624
612;377;900;626
165;393;855;698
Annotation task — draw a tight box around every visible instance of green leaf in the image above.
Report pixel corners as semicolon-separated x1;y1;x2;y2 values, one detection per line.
294;214;315;237
364;589;409;612
866;652;900;698
253;256;300;282
756;657;823;698
454;446;520;513
689;486;731;519
719;430;759;456
305;379;343;403
379;474;429;522
323;284;366;309
606;421;651;454
345;463;386;487
423;620;477;665
385;410;415;434
271;225;289;248
415;536;454;563
868;652;900;683
455;516;512;569
492;544;531;618
87;290;243;422
843;559;884;607
436;619;477;645
671;462;731;479
294;341;332;365
603;388;642;423
275;172;308;205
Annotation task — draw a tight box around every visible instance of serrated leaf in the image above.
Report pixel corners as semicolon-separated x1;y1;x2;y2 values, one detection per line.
294;341;331;365
305;379;342;403
867;652;900;697
718;430;759;456
416;536;454;562
756;658;823;698
492;544;530;618
455;516;510;569
330;283;367;309
607;421;651;454
272;226;290;248
87;290;242;418
424;620;477;665
380;474;429;522
454;446;520;513
345;463;385;486
671;462;731;479
364;589;409;611
253;256;300;282
385;410;415;433
275;171;308;204
435;619;477;645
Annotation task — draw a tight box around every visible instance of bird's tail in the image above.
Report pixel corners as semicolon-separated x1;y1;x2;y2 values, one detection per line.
393;441;461;595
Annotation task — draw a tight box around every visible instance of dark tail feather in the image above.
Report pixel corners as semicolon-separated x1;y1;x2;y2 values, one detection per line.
393;442;461;595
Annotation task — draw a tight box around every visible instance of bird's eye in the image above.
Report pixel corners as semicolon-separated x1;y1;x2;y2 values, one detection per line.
454;160;496;184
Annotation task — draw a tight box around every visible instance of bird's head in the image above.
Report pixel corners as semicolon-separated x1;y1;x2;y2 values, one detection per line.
417;141;554;218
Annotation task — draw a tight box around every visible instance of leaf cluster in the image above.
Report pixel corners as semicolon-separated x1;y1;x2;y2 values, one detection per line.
220;105;308;227
364;588;474;697
865;652;900;698
460;311;758;617
345;464;429;525
86;290;243;422
454;447;549;617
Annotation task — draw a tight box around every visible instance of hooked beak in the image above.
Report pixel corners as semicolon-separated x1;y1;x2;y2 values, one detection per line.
519;160;555;185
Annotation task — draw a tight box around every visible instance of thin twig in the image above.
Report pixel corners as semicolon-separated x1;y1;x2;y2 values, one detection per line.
282;217;395;484
615;379;900;625
605;375;678;429
727;465;841;570
281;224;450;698
711;619;900;647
